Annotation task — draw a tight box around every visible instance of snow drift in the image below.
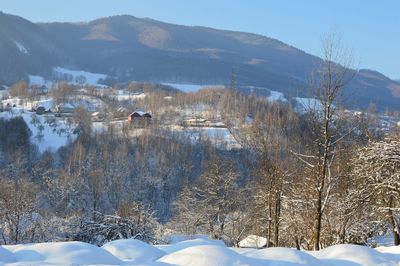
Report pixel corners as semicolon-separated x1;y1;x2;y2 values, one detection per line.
3;241;123;265
158;244;264;266
102;238;166;263
1;238;400;265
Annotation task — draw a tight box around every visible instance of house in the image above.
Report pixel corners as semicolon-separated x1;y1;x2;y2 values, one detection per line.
91;111;104;122
35;106;47;115
55;103;75;114
128;111;152;122
183;118;208;127
32;101;53;115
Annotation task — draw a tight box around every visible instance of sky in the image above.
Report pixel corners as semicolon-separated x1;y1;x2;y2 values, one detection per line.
1;0;399;79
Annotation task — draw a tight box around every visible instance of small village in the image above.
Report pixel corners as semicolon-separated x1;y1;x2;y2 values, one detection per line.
0;80;242;152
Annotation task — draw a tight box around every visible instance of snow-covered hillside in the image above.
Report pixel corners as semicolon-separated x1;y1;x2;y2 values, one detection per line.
53;67;108;87
14;41;29;54
267;90;287;102
163;83;225;93
1;238;400;265
27;67;109;88
0;108;73;153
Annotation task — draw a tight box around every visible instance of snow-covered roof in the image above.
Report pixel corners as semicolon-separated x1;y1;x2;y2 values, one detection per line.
33;99;54;111
130;111;151;116
185;118;207;123
58;103;75;109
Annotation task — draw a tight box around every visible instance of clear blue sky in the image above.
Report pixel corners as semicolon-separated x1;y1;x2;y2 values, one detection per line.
1;0;399;79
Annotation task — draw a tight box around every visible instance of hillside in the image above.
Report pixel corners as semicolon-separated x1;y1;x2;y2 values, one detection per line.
0;13;399;109
0;12;63;84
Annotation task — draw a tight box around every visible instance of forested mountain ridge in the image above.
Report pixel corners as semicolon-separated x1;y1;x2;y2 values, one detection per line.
0;12;399;110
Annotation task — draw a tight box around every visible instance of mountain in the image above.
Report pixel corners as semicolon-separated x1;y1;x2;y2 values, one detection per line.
0;12;64;84
0;13;399;110
39;15;318;89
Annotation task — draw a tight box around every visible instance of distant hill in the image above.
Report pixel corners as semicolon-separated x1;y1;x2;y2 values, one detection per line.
0;12;64;84
0;13;399;110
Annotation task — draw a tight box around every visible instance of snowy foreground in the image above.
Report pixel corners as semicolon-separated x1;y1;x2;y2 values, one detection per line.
1;238;400;266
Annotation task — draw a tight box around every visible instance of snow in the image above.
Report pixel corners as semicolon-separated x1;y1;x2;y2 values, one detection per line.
0;109;73;153
14;41;28;54
28;75;46;86
130;110;150;116
376;245;400;255
3;241;123;265
114;92;147;101
158;245;263;266
238;247;324;265
238;235;267;248
312;244;399;266
158;238;226;254
0;238;400;265
28;68;109;88
0;246;17;264
53;67;108;87
294;97;325;114
242;86;286;102
163;83;224;93
267;90;287;102
163;234;210;244
0;89;9;99
102;239;166;263
28;99;54;111
168;126;241;150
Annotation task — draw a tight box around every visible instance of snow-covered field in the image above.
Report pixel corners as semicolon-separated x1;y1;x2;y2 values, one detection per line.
0;238;399;265
0;108;73;153
27;67;109;88
113;92;147;101
53;67;108;87
163;83;225;93
28;75;51;87
267;90;287;102
168;126;241;150
294;97;324;114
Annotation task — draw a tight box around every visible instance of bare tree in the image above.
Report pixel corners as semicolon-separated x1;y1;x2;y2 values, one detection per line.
0;178;38;244
292;33;355;250
350;137;400;246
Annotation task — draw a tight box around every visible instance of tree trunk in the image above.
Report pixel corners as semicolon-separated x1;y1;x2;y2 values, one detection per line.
389;196;400;246
266;192;272;248
313;188;323;251
313;103;331;251
295;237;301;250
274;189;281;247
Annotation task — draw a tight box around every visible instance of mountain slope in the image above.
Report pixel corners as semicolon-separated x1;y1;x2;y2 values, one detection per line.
0;12;64;84
40;15;318;88
0;12;398;110
39;15;400;109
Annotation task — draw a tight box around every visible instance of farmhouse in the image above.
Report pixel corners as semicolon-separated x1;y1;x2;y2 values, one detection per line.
35;106;47;115
128;111;152;122
55;103;75;114
91;111;104;122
